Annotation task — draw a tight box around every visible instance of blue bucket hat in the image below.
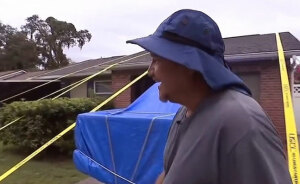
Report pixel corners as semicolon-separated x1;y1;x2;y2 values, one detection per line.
127;9;251;95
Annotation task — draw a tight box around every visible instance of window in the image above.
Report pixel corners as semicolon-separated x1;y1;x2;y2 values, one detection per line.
94;80;112;95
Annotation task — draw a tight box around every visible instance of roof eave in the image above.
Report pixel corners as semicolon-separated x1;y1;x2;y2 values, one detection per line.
112;64;149;71
34;70;111;80
226;50;300;63
0;80;60;82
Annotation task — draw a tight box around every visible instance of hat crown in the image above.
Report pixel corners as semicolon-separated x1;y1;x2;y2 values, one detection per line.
154;9;225;56
126;9;251;95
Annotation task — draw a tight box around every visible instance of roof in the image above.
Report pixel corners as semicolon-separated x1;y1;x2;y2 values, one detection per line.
0;80;60;82
7;71;49;80
224;32;300;55
3;32;300;80
0;70;18;77
0;70;26;80
224;32;300;62
35;52;149;80
36;56;123;79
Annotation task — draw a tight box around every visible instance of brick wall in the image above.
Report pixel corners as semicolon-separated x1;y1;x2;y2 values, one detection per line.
112;69;145;108
112;70;132;108
260;62;286;146
232;61;287;148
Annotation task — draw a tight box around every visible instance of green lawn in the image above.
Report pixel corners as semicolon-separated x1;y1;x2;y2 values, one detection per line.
0;143;88;184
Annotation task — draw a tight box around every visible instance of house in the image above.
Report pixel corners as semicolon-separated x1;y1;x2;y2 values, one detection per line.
0;56;125;102
0;52;152;102
1;32;300;148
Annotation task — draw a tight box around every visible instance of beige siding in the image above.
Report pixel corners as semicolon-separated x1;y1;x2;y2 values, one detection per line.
70;82;87;98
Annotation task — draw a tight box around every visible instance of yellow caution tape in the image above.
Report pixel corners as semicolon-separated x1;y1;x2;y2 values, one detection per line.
0;71;148;182
38;79;84;100
1;58;122;103
43;52;147;100
1;53;147;103
276;33;300;184
26;61;86;80
52;53;148;99
0;52;149;131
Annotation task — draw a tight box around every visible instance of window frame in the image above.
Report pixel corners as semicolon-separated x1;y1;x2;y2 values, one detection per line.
93;80;112;95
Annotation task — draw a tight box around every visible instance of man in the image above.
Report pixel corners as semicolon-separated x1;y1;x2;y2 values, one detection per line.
127;9;292;184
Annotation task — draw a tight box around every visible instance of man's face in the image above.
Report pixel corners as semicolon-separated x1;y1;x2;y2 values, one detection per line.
148;54;193;103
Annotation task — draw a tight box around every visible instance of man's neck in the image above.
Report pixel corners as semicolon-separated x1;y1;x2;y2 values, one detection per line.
182;86;212;118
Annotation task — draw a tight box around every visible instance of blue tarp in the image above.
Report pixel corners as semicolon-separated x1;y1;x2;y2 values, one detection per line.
73;83;180;184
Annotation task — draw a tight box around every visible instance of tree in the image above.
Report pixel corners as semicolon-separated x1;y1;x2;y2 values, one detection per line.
2;32;40;70
0;16;91;71
22;15;92;69
0;23;40;71
0;22;16;48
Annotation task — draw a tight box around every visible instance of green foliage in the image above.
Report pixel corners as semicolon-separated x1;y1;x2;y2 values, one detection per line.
0;32;40;71
0;22;16;47
0;98;112;155
0;15;92;71
22;15;92;69
0;22;40;71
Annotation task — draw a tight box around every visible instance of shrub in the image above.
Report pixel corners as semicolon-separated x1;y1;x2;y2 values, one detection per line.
0;97;113;155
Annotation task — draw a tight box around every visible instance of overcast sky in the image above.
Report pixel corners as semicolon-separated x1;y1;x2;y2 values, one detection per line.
1;0;300;62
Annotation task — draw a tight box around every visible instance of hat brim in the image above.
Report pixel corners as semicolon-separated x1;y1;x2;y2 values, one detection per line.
127;35;250;94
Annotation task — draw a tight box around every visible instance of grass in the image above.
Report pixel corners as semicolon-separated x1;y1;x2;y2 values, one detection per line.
0;143;88;184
